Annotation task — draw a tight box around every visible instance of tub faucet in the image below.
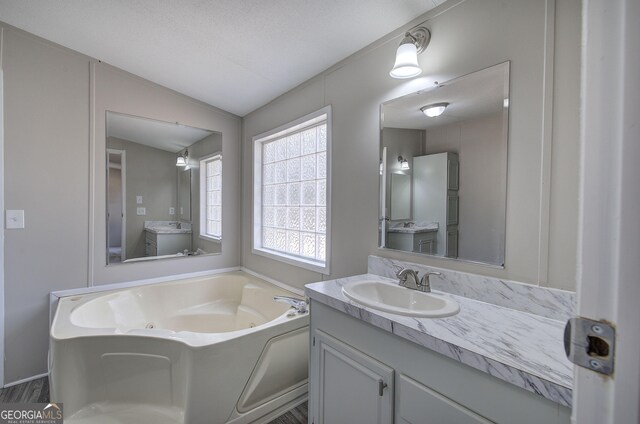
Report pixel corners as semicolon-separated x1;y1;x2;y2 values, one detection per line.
274;296;308;314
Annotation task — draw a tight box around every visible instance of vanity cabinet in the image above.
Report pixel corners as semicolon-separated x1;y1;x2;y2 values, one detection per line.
312;330;393;424
145;231;191;256
386;231;437;254
309;301;570;424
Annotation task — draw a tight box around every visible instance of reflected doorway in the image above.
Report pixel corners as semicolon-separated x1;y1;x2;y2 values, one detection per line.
107;149;126;263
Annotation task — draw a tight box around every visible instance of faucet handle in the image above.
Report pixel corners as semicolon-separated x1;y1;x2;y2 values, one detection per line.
418;271;442;292
394;266;411;285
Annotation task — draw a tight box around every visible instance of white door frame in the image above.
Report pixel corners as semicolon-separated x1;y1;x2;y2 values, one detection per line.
0;67;6;387
106;149;126;262
573;0;640;422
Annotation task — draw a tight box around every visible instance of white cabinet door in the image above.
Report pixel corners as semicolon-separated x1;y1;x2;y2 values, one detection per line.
313;330;393;424
156;233;191;255
398;375;494;424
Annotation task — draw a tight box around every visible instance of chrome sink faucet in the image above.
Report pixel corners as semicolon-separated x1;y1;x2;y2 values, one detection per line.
395;267;421;290
395;266;442;292
419;271;442;293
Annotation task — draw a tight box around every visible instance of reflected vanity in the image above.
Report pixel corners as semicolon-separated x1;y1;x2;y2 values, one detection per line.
380;62;509;267
106;111;222;264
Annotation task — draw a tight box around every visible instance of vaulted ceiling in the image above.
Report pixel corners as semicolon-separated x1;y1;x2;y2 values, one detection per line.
0;0;442;116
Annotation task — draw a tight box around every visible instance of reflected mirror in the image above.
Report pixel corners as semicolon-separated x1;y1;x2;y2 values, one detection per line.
106;111;222;265
380;62;509;266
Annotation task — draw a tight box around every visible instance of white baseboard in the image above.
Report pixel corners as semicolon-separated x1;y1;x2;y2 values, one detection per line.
3;372;48;389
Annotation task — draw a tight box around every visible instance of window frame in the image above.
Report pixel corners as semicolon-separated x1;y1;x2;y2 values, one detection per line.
200;152;222;242
252;105;332;274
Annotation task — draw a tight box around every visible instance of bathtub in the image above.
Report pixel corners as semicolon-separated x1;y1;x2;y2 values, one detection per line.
50;271;309;424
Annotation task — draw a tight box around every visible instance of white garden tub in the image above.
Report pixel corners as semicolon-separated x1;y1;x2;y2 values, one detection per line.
49;271;309;424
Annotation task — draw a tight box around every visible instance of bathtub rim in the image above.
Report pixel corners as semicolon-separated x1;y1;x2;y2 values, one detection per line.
50;269;308;348
49;266;304;330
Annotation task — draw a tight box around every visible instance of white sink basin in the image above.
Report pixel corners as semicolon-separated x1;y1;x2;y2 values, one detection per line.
342;280;460;318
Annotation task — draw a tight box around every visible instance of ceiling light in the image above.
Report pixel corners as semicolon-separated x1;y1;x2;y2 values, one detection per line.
420;102;449;118
398;156;410;170
389;27;431;79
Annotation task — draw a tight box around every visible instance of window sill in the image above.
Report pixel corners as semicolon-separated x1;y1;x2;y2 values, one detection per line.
199;235;221;243
252;247;329;274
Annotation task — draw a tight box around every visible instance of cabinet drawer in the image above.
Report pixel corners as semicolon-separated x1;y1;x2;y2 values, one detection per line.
398;374;493;424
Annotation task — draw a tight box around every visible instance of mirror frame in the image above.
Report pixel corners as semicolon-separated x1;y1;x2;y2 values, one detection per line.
104;110;222;266
378;62;510;269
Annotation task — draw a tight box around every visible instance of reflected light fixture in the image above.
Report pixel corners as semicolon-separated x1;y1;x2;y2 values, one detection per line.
176;149;188;166
420;102;449;118
398;156;410;170
389;27;431;79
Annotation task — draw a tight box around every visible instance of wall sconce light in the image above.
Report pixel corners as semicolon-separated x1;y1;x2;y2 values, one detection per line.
420;102;449;118
398;156;410;170
176;149;188;166
389;27;431;79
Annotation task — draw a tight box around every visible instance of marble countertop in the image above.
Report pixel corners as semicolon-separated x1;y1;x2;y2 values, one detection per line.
145;221;192;234
387;224;438;234
305;274;573;407
145;227;192;234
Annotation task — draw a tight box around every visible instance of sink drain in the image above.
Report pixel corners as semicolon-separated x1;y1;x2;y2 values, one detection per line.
145;323;155;329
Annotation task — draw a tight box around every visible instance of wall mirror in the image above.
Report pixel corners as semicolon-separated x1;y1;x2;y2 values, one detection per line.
379;62;509;267
106;111;222;265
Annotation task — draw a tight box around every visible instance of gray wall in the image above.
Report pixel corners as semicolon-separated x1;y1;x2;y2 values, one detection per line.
241;0;581;291
2;24;90;384
107;137;177;259
1;22;242;383
381;128;424;222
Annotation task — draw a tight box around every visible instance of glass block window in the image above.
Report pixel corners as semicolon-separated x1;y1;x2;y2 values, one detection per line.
253;107;331;273
200;154;222;240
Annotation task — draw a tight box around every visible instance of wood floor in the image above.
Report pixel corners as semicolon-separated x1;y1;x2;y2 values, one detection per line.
0;377;307;423
0;376;49;404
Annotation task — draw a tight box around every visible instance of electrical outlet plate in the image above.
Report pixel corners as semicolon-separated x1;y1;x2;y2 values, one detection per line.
136;207;146;215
